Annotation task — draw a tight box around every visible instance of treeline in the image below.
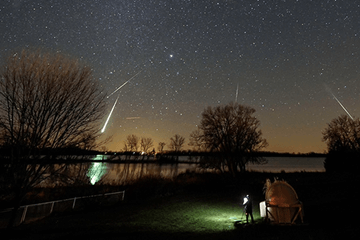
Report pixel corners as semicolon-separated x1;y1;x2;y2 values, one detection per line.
104;150;326;159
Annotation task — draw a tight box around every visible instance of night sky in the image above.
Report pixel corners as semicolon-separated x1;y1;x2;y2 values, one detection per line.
1;0;360;153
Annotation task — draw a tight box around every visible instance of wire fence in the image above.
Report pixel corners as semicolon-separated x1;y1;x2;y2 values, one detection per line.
0;190;125;228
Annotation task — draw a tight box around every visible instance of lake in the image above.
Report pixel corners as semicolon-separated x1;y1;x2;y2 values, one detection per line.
85;156;325;185
247;156;325;173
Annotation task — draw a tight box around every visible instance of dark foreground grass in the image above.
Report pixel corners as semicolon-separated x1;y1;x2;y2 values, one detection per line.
2;172;359;240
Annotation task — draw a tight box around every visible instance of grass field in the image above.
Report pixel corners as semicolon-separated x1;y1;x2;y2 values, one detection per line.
3;172;358;240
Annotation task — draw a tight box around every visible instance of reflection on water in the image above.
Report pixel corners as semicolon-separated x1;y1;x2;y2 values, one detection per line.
85;156;325;185
247;157;325;173
87;162;108;185
39;155;325;186
87;155;108;185
103;162;199;185
82;155;201;185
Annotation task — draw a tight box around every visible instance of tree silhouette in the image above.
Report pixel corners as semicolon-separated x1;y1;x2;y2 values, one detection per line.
124;134;139;152
0;49;105;227
169;134;185;152
158;142;166;152
140;137;154;153
188;129;204;151
322;115;360;173
194;102;268;176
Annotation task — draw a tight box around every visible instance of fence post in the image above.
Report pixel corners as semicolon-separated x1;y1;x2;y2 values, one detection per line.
20;206;28;224
72;197;76;209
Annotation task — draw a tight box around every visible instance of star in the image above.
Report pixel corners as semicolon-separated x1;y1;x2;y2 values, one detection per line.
1;1;359;153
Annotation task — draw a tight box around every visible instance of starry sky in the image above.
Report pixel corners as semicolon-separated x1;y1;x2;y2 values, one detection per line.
1;0;360;153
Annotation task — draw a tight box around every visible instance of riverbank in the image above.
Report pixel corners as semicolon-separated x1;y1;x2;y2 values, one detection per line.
2;171;358;239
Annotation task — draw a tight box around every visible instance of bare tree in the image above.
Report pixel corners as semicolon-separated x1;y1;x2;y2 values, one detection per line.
169;134;185;152
188;129;204;151
322;115;360;172
140;137;153;153
158;142;166;152
124;134;139;152
123;140;129;152
0;49;105;227
197;102;268;176
323;115;360;153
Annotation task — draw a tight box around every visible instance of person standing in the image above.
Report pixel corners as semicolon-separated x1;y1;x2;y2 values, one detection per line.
243;195;254;223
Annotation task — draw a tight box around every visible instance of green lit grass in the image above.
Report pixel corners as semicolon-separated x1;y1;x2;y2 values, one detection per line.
5;172;356;240
9;191;263;239
118;194;260;234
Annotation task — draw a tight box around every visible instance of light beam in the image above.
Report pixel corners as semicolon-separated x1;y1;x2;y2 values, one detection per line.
107;70;142;98
101;95;120;133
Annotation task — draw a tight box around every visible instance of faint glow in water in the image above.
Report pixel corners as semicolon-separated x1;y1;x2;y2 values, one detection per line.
87;155;107;185
247;157;325;172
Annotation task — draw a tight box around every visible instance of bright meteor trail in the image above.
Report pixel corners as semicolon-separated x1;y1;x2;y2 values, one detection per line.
102;70;142;132
325;84;354;120
107;70;142;98
101;95;120;133
331;93;354;120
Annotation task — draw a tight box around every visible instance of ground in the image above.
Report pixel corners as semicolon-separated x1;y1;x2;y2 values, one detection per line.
2;172;358;240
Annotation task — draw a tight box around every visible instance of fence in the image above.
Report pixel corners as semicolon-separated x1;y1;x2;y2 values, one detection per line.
0;190;125;228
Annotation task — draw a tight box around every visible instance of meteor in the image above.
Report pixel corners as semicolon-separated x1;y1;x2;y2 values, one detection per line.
107;70;142;98
331;93;354;120
235;83;239;102
101;95;120;133
325;84;354;120
126;117;140;120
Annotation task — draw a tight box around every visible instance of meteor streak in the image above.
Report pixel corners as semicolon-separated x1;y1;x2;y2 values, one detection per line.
331;93;354;120
235;83;239;102
101;95;120;133
325;84;354;120
107;70;142;98
126;117;140;120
